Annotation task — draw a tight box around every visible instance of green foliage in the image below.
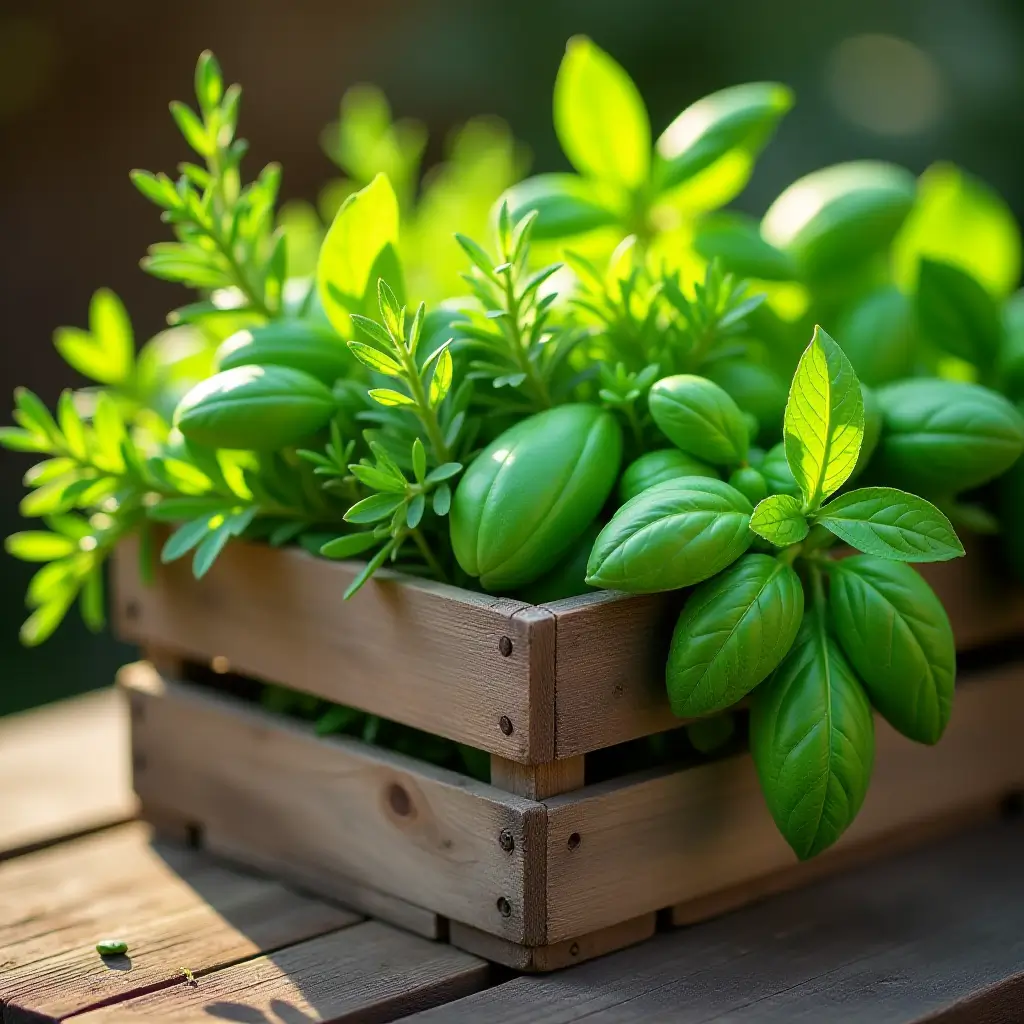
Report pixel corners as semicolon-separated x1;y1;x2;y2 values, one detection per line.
132;51;285;318
666;553;803;717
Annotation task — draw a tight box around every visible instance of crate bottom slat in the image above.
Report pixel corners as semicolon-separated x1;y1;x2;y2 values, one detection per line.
448;913;658;971
123;661;1024;972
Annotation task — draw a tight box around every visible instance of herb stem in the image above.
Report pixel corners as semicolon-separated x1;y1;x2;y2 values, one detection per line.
398;346;452;464
411;528;448;582
503;273;552;409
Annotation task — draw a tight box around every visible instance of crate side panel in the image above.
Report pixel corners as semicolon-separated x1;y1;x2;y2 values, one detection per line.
113;536;547;761
545;664;1024;942
551;541;1024;757
123;669;539;944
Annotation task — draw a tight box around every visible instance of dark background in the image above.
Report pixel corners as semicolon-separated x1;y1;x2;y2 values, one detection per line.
2;0;1023;714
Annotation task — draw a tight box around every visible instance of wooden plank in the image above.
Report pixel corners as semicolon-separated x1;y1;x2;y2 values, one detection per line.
449;912;656;972
0;822;357;1023
403;818;1024;1023
0;689;136;859
544;664;1024;943
112;535;551;762
490;755;585;800
550;540;1024;757
122;666;545;945
73;920;489;1023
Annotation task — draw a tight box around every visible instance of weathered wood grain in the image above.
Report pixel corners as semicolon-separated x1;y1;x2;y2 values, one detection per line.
0;822;356;1023
490;754;585;800
449;912;656;972
113;536;549;762
122;666;544;945
404;818;1024;1023
73;920;488;1023
0;688;135;859
548;540;1024;757
544;665;1024;942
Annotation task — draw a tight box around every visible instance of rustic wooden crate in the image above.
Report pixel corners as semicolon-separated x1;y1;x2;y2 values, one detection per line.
121;658;1024;971
112;534;1024;968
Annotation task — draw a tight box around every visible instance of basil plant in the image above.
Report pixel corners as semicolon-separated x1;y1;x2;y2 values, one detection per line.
586;326;964;859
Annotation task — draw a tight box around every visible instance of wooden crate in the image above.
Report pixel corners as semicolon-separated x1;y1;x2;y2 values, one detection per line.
113;536;1024;969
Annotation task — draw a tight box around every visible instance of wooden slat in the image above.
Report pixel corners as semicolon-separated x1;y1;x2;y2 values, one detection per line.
122;666;545;945
404;818;1024;1023
112;536;550;762
549;540;1024;758
449;912;656;973
490;754;585;800
543;664;1024;943
0;689;136;858
0;822;357;1023
73;920;488;1023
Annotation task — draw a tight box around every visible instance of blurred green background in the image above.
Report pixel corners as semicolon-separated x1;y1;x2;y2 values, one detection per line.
2;0;1023;714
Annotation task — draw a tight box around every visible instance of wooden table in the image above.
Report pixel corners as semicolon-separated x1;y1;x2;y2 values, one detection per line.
2;689;1023;1022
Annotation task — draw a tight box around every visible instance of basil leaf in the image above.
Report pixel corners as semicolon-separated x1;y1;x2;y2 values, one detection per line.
618;448;719;505
586;477;752;593
815;487;964;562
875;379;1024;496
502;173;621;241
749;494;808;547
654;82;792;195
667;554;804;717
761;161;916;281
784;326;864;511
916;258;1001;369
554;36;650;190
648;374;749;466
750;608;875;860
828;556;955;744
727;467;768;506
693;212;797;281
835;287;915;388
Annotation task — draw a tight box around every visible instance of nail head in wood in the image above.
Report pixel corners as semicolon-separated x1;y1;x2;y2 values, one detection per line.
499;715;514;736
498;829;515;853
568;831;581;851
498;636;513;657
570;942;580;957
496;896;512;918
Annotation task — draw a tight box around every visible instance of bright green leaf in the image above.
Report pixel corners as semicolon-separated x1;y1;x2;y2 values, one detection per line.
317;173;401;336
429;346;453;407
784;326;864;511
320;532;380;559
501;174;622;241
5;531;79;562
749;494;809;547
344;492;405;524
411;438;427;483
893;162;1022;299
554;36;650;190
815;487;965;562
162;516;216;563
368;388;415;407
348;340;403;376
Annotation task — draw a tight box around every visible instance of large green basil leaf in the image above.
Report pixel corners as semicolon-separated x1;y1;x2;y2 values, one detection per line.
649;374;749;466
217;321;349;386
618;448;718;505
815;487;964;562
874;379;1024;495
450;404;622;591
750;494;808;547
667;554;804;717
749;608;875;859
836;287;915;387
654;82;792;195
761;161;916;281
501;173;622;240
554;36;650;190
893;162;1021;300
784;326;864;510
916;258;1001;370
586;477;752;593
174;365;337;450
828;556;955;744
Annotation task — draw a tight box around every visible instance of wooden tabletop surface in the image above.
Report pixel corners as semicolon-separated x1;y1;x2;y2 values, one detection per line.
1;687;1023;1023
